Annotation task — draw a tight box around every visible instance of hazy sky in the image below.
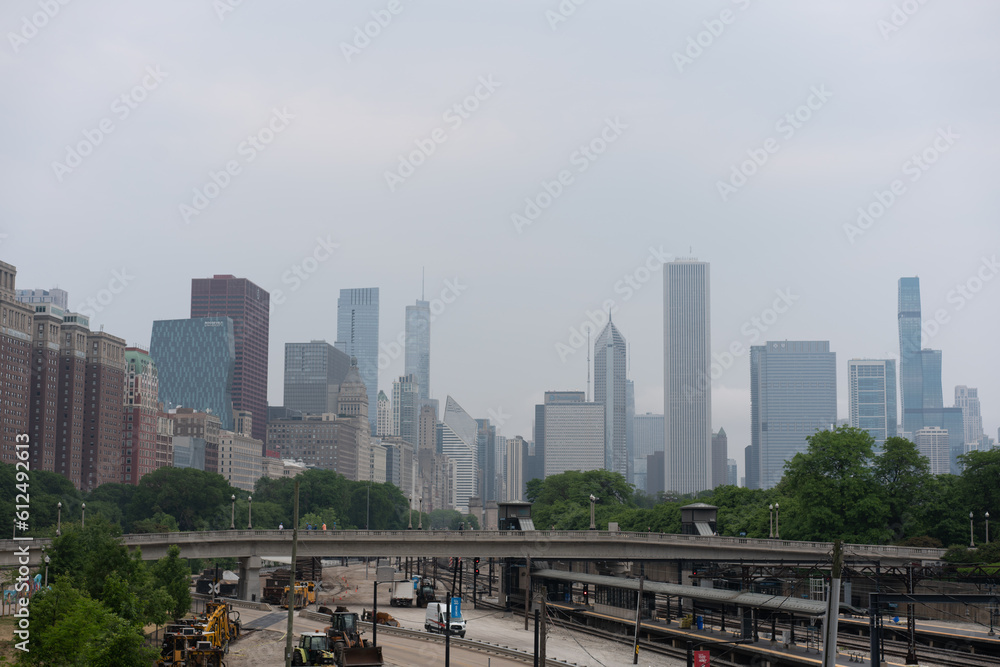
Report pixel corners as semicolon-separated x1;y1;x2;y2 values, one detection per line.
4;1;998;480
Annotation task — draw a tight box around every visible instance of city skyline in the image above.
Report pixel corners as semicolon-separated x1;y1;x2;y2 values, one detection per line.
4;2;998;485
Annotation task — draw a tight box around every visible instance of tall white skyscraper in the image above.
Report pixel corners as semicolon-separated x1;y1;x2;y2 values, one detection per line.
954;386;985;447
405;299;431;402
594;321;628;478
663;259;712;495
439;396;478;513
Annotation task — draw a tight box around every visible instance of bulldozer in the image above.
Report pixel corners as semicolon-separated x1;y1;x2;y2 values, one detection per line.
324;611;383;667
291;631;336;665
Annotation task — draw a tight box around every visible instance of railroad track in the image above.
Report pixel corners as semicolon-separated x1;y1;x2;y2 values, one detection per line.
836;632;1000;667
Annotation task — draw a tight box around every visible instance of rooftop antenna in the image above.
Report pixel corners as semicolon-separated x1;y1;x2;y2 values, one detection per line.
586;330;591;402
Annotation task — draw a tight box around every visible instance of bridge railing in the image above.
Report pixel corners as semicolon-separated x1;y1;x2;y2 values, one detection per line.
99;530;946;560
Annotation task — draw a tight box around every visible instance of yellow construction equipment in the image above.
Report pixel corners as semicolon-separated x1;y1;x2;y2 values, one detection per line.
282;580;317;609
325;611;384;667
157;600;241;666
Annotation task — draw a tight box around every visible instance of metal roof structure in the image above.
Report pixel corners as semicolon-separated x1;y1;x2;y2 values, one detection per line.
532;569;865;616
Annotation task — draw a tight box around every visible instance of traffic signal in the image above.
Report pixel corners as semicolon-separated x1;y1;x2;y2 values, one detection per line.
582;584;589;604
474;557;480;575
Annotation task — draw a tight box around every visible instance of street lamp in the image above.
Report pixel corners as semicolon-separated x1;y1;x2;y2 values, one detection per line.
775;502;780;539
418;498;423;530
589;494;598;530
408;495;413;530
81;503;86;528
44;555;50;587
987;512;991;544
56;502;62;537
247;495;253;529
230;494;236;530
769;504;774;538
970;511;975;548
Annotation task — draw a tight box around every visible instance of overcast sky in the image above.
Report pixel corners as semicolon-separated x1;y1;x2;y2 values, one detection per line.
4;0;998;481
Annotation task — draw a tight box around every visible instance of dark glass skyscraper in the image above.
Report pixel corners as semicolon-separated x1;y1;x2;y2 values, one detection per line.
190;275;269;442
896;277;963;471
897;277;923;435
150;317;236;430
336;287;379;429
405;299;431;402
283;341;351;415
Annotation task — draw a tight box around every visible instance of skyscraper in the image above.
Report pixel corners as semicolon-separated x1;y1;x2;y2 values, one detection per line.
376;390;391;437
405;299;431;402
336;288;379;429
711;428;728;489
0;261;32;468
633;413;664;493
391;374;419;446
83;331;127;491
898;277;923;435
439;396;479;513
848;359;897;452
750;341;837;490
190;275;269;442
541;391;605;478
150;317;236;431
594;321;628;478
625;379;635;484
283;341;351;415
663;259;712;495
122;348;160;485
954;386;985;447
896;277;964;471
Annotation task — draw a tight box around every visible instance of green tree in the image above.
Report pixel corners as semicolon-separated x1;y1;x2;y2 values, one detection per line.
780;426;888;542
873;437;932;541
151;545;192;620
126;467;237;531
957;449;1000;541
17;581;159;667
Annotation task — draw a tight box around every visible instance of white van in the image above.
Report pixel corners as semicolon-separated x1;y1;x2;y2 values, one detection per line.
424;602;466;638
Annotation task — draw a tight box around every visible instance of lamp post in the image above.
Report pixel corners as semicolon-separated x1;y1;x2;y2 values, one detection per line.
769;504;774;538
418;498;423;530
408;495;413;530
81;502;86;528
230;494;236;530
44;555;50;587
589;494;598;530
56;502;62;537
775;502;780;539
247;495;253;529
987;512;991;544
366;481;371;530
970;511;975;548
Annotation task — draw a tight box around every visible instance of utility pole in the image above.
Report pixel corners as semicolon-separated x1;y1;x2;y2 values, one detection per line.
524;556;532;631
284;478;299;667
823;539;842;667
632;576;644;663
538;587;547;666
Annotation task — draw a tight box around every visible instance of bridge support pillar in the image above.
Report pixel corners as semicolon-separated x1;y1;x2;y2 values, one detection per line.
238;555;261;602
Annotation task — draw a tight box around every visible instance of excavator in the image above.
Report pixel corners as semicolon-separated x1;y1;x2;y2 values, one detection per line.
157;600;241;666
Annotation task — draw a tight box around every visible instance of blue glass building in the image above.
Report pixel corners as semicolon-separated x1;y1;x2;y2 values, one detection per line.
848;359;897;452
336;288;379;429
149;317;235;430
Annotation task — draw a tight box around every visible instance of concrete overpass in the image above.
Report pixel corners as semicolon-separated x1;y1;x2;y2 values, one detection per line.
0;529;944;567
1;530;944;602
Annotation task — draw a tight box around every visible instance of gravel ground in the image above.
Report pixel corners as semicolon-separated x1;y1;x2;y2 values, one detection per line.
222;560;682;667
